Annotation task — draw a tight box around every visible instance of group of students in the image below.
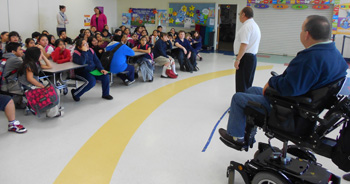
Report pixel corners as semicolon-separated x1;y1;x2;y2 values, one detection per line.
0;25;204;133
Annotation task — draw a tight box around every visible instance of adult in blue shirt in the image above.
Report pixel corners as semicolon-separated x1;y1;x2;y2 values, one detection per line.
175;30;198;73
219;15;348;146
106;35;136;86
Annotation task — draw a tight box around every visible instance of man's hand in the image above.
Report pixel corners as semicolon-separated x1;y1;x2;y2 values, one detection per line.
234;60;240;70
263;82;269;95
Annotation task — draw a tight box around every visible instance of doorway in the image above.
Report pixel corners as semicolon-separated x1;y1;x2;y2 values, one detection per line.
217;4;237;52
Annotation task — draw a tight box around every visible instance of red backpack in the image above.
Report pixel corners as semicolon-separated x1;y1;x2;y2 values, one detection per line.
166;69;177;79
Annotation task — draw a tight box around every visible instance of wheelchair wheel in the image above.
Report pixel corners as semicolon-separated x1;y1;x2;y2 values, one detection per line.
228;170;235;184
252;172;288;184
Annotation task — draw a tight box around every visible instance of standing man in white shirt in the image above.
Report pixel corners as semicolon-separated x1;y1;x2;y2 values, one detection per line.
233;7;261;92
57;5;69;37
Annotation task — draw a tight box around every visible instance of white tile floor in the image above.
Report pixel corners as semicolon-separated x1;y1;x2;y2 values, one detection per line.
0;52;349;184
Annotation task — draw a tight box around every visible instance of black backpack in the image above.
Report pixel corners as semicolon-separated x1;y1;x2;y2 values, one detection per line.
100;43;123;71
332;120;350;172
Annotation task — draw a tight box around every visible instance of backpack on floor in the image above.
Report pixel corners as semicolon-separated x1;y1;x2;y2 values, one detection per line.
184;58;193;72
166;69;177;79
25;84;59;117
100;43;123;71
332;121;350;172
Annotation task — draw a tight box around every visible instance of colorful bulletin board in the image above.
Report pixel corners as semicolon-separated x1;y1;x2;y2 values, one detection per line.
122;13;131;26
247;0;350;35
168;3;215;27
129;8;156;27
158;10;169;25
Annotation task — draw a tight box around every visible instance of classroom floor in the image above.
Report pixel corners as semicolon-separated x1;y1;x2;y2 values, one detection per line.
0;52;349;184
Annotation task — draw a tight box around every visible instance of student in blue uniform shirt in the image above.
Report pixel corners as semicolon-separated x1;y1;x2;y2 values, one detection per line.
175;30;198;73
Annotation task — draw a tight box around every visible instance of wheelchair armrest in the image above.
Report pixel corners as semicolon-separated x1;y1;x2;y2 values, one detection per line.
265;87;312;105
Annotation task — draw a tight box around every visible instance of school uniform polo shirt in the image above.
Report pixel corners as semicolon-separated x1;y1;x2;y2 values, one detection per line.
233;18;261;55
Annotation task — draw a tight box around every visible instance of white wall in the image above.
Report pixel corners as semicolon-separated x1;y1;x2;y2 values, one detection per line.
1;0;117;39
0;0;10;33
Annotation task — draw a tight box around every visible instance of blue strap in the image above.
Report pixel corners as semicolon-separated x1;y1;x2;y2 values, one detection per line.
202;107;230;152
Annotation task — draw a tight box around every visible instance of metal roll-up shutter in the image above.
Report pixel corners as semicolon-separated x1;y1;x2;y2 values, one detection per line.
252;4;333;56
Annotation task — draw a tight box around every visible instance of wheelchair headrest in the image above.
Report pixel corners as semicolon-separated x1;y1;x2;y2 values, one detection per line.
266;77;346;110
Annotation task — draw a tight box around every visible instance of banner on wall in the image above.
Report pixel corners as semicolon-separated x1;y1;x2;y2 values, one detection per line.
168;3;215;27
336;4;350;35
158;10;168;25
247;0;350;35
131;8;156;27
122;13;131;26
84;15;91;27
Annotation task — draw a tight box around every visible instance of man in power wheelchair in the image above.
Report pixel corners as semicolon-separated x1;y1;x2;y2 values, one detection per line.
219;15;349;183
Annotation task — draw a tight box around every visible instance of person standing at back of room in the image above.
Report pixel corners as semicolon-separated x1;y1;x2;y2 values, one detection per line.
57;5;69;37
91;7;107;33
233;6;261;93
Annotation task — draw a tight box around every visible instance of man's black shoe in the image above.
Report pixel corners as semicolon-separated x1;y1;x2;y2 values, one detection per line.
102;95;113;100
218;128;245;146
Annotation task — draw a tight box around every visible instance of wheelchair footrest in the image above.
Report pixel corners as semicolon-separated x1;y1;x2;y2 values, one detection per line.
219;137;249;151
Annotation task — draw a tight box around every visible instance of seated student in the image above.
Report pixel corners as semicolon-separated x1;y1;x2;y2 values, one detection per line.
170;28;178;39
132;36;154;82
102;28;112;39
105;35;136;86
114;29;122;36
47;35;56;48
157;25;163;33
72;39;113;100
0;94;27;133
37;34;54;59
91;26;97;36
104;25;110;33
31;31;40;43
1;42;24;95
167;32;175;45
23;38;35;52
51;39;71;64
96;33;109;49
134;26;142;39
8;31;22;45
128;33;139;48
175;30;198;72
59;30;72;45
141;30;148;37
42;30;49;35
219;15;348;147
1;32;9;58
150;30;159;46
124;28;131;37
153;32;178;78
72;29;85;44
192;31;203;61
88;36;104;59
119;25;126;32
18;47;64;118
83;29;93;41
185;33;192;43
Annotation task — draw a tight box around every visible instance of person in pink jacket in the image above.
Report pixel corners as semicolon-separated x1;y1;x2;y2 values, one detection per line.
90;7;107;32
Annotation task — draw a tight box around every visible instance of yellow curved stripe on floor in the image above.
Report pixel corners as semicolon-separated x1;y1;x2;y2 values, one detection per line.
54;66;273;184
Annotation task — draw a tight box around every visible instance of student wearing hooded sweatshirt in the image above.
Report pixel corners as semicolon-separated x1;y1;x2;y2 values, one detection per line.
106;35;136;86
1;42;24;95
72;39;113;101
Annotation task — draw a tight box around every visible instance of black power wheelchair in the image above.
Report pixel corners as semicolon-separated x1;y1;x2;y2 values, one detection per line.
219;75;350;184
